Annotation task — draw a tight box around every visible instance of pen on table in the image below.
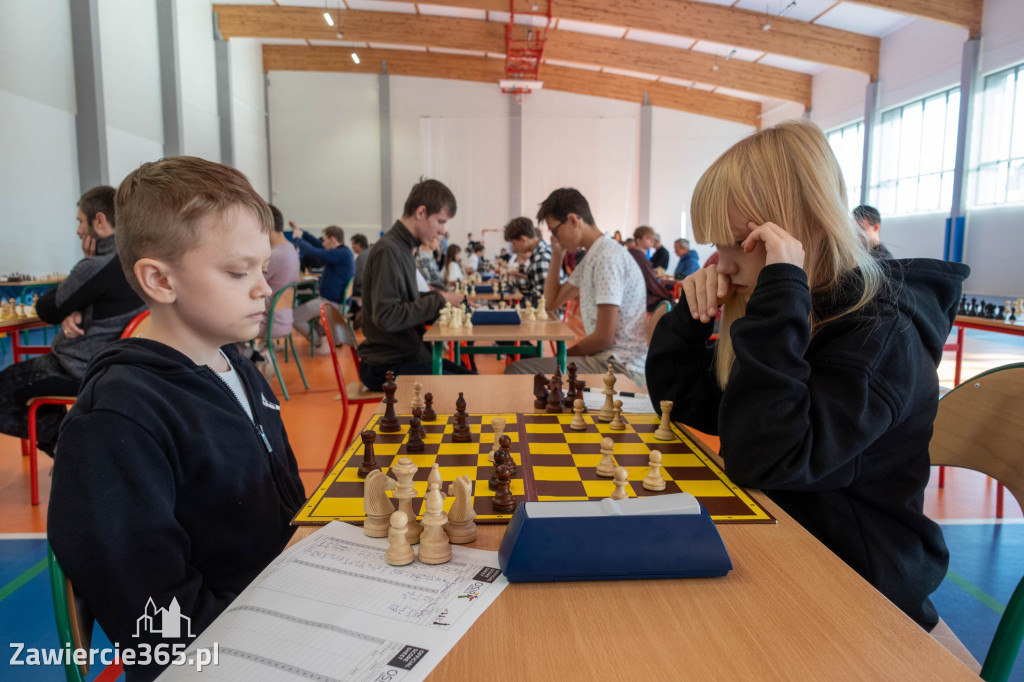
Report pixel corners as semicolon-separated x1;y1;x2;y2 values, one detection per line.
582;387;645;398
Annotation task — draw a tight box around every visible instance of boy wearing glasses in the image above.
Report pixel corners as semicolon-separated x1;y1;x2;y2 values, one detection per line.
505;188;648;387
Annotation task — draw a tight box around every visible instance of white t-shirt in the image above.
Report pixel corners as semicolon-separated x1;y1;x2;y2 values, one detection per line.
445;261;464;282
466;254;480;271
568;233;649;382
415;268;431;293
214;350;254;422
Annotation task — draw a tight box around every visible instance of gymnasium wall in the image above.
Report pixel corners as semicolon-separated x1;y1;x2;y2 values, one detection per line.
267;69;752;271
808;0;1024;296
0;0;80;274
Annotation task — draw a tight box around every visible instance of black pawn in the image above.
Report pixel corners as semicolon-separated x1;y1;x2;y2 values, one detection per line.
405;417;425;452
498;434;516;474
533;373;549;409
575;379;587;412
563;361;578;407
379;370;400;432
357;431;379;477
489;447;514;490
546;372;564;413
492;465;516;513
422;393;436;421
452;392;472;442
959;295;967;315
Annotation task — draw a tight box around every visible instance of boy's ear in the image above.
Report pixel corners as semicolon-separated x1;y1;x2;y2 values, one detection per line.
134;258;176;304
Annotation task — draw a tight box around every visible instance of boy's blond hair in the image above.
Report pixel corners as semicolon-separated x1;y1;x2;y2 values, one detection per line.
690;120;883;388
115;156;272;298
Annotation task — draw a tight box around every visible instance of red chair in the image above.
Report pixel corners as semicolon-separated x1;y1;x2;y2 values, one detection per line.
23;310;150;505
320;303;384;476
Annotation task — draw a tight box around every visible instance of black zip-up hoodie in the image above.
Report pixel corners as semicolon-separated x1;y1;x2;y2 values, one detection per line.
647;258;969;631
48;339;306;681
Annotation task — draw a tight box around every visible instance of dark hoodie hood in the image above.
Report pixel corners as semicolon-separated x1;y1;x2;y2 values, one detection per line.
811;258;969;363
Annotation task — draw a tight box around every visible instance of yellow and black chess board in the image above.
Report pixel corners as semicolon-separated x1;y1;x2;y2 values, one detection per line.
293;412;775;525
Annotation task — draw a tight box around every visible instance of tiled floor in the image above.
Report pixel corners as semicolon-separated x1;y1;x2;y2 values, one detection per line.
0;324;1022;680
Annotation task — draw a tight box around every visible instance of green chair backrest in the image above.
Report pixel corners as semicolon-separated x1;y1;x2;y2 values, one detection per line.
47;543;91;682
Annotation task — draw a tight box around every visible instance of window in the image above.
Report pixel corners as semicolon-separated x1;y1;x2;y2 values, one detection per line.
969;62;1024;207
870;87;960;215
826;121;864;210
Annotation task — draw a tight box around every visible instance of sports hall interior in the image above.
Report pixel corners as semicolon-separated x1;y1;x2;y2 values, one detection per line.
1;1;1023;680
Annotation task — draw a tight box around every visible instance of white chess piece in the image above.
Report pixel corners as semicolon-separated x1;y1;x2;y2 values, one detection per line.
611;466;629;500
445;475;477;544
569;398;586;431
417;486;452;564
537;305;549;320
596;437;616;477
598;364;617;423
391;458;422;544
609;399;625;430
363;469;396;537
488;417;507;463
643;450;666;491
654;400;675;440
411;382;424;411
385;511;415;566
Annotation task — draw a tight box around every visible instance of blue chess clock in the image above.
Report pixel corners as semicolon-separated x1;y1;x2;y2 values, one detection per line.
497;494;732;582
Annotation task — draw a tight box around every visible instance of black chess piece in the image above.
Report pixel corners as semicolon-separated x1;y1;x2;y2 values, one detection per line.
379;371;400;432
498;434;516;474
958;294;967;315
357;431;379;477
546;372;564;413
491;464;517;513
574;379;587;412
452;392;472;442
970;297;978;316
533;373;549;409
405;417;425;452
422;392;436;421
489;448;512;490
563;361;579;408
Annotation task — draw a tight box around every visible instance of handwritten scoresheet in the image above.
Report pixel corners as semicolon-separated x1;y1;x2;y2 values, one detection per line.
160;522;508;681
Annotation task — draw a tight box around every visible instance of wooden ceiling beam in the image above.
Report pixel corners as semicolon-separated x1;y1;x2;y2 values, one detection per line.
214;5;810;106
373;0;880;75
845;0;982;37
262;45;761;127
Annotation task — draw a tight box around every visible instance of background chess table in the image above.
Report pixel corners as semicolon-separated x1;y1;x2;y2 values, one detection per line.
293;411;774;525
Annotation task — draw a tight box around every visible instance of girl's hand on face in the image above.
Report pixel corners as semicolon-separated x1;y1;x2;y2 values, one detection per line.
682;264;731;322
742;222;804;268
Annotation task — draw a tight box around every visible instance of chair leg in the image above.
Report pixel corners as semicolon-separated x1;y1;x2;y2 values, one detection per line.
997;481;1004;519
269;345;290;401
27;403;41;505
938;466;945;488
288;336;309;389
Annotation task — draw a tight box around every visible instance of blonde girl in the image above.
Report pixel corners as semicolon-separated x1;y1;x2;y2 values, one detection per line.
647;120;969;631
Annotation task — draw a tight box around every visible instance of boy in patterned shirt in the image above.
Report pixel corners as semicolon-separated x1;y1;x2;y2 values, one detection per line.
505;189;649;387
503;217;552;307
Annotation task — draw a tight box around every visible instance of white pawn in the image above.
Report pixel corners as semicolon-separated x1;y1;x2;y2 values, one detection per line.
643;450;666;491
537;305;549;320
411;382;424;411
385;511;415;566
596;437;616;477
569;398;586;431
611;466;629;500
609;399;625;431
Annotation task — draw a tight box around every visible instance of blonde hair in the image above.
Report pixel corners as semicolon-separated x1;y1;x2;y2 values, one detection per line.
691;120;883;388
115;156;272;298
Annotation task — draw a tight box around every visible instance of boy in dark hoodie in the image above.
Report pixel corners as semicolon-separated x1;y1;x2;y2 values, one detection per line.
48;157;306;681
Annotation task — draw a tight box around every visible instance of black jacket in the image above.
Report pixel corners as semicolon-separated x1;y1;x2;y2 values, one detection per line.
357;220;444;366
48;340;305;681
35;235;146;380
647;259;969;630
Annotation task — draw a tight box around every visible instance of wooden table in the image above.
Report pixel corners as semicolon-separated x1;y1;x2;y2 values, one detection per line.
423;319;577;374
947;314;1024;385
293;375;975;680
0;315;51;362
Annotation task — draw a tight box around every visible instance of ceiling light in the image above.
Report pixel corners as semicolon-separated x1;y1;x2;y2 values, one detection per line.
323;12;334;27
725;49;736;61
762;22;771;30
351;53;360;64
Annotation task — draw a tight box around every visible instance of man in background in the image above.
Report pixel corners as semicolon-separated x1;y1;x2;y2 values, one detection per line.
853;205;893;258
673;238;699;279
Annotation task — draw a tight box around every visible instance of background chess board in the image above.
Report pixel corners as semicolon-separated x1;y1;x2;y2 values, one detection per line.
293;412;775;525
